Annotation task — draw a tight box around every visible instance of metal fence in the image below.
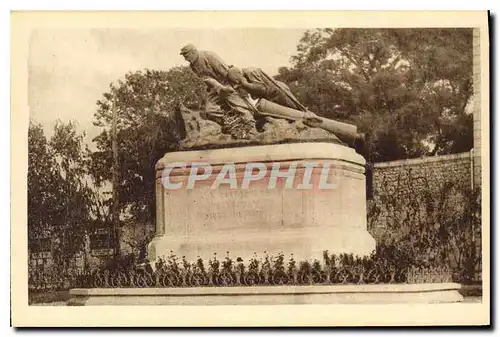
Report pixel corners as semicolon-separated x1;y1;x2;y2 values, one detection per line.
29;264;453;290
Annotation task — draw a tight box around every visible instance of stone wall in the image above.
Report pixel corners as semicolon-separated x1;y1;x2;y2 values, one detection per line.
368;151;481;282
368;151;474;236
372;152;473;198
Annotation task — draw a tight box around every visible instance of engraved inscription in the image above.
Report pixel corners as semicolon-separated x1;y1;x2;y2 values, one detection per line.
190;187;282;228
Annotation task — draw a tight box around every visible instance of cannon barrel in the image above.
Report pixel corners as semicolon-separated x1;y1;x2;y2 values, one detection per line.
255;99;362;147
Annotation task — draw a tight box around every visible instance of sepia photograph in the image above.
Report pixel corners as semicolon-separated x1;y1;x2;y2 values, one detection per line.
10;10;490;326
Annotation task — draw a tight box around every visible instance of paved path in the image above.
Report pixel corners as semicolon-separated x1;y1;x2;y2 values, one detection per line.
31;297;483;306
462;296;482;303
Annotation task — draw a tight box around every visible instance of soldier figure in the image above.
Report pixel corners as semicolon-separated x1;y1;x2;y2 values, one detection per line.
180;44;257;139
180;44;365;150
226;66;306;112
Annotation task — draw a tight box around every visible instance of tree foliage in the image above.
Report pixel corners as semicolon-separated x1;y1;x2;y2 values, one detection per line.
276;28;473;162
89;67;205;226
28;121;97;270
28;122;59;244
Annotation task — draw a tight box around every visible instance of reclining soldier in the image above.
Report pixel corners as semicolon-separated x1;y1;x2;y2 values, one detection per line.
224;65;366;151
182;54;366;151
226;66;306;112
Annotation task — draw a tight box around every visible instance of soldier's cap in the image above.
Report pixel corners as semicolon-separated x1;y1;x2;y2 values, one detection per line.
227;65;243;79
180;44;197;55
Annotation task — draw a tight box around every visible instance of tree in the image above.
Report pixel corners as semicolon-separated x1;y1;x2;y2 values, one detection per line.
28;122;60;255
89;66;206;247
276;28;473;162
28;120;96;272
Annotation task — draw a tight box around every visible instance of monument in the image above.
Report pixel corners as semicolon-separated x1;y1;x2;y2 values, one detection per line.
66;38;467;307
147;44;376;262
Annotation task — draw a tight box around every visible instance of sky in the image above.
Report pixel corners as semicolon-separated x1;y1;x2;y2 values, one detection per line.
28;28;307;144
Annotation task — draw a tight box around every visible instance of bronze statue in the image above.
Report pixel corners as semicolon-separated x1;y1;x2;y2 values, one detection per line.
180;44;256;139
226;66;305;111
180;44;364;150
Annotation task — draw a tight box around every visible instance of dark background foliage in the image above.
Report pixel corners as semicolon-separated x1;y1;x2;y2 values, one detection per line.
276;28;473;162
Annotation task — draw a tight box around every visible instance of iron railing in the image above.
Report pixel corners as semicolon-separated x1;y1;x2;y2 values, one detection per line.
52;265;453;289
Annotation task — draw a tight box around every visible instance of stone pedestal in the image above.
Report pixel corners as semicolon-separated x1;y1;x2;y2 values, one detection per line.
148;142;376;262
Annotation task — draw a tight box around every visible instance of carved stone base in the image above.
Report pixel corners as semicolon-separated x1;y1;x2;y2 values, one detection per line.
148;142;375;262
